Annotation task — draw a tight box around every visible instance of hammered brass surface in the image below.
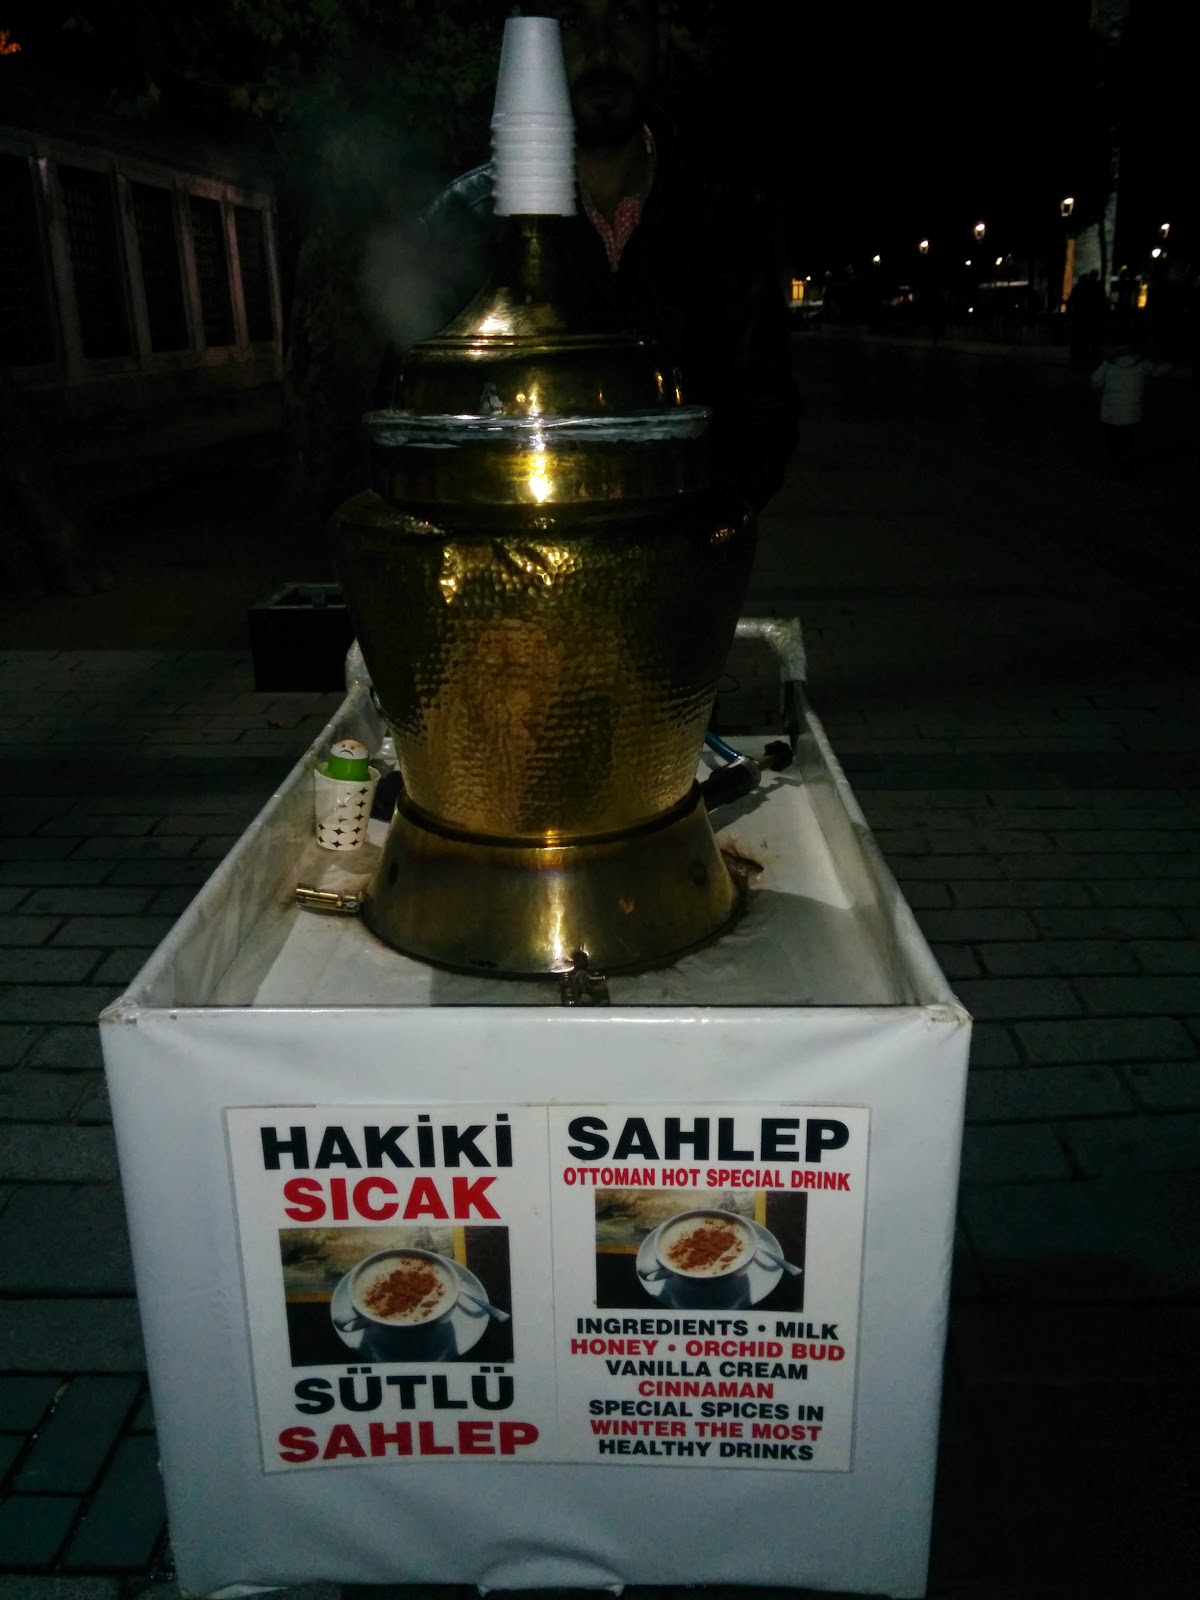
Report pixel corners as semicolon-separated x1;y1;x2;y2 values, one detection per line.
334;214;755;973
363;785;742;977
336;490;754;839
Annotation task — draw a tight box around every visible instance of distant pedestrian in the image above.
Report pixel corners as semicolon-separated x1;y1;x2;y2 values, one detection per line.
1090;345;1160;475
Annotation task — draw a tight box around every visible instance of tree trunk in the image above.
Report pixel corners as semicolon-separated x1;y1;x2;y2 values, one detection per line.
275;219;383;578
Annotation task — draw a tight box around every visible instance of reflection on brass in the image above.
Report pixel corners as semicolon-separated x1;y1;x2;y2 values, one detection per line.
334;217;756;976
367;413;711;507
396;219;674;418
362;787;743;978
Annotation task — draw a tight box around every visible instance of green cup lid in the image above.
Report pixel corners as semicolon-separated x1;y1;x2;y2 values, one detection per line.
323;739;370;781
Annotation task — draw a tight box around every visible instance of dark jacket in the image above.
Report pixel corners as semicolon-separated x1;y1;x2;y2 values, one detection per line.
397;118;800;512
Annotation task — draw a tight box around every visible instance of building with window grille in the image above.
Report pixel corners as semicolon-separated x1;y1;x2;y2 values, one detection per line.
1;86;282;438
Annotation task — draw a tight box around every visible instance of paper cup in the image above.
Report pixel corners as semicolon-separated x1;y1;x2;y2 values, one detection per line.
491;133;575;160
493;161;576;185
494;188;575;216
313;765;379;852
491;127;575;151
490;112;574;135
490;17;575;214
491;160;575;217
492;17;572;119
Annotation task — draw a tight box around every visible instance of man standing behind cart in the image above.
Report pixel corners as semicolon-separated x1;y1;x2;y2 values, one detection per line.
395;0;801;516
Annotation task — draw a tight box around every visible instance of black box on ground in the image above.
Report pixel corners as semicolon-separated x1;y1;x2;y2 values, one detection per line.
247;582;355;692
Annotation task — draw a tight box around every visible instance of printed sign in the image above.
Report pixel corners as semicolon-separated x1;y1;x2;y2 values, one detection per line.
227;1103;867;1474
549;1105;868;1471
225;1106;558;1473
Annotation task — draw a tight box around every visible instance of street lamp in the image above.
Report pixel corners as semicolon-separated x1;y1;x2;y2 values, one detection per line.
973;221;986;242
872;254;881;265
918;239;929;254
1159;221;1170;240
1060;197;1075;219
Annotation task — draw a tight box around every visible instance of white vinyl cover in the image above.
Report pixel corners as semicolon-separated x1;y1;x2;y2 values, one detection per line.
101;687;969;1599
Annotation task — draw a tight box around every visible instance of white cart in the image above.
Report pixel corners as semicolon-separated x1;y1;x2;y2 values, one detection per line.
102;634;969;1599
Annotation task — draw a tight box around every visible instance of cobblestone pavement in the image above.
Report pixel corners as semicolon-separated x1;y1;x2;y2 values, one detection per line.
1;332;1197;1598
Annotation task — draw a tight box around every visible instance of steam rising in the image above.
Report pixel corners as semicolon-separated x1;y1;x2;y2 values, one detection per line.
363;222;451;352
286;109;487;354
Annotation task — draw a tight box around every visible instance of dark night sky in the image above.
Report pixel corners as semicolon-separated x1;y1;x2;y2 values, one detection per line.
710;0;1190;271
711;5;1087;194
4;0;1191;274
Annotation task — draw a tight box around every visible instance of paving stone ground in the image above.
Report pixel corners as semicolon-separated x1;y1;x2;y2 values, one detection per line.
1;331;1197;1598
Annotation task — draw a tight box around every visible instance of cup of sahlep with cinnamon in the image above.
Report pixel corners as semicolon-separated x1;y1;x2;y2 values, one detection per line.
646;1209;758;1307
339;1248;461;1359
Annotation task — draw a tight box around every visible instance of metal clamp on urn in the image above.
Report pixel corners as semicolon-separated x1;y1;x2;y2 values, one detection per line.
333;18;757;978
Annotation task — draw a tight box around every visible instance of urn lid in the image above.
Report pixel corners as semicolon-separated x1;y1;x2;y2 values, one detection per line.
366;219;713;510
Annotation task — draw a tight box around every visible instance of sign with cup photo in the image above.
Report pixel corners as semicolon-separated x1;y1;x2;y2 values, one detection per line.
225;1106;559;1473
548;1104;869;1471
226;1102;867;1474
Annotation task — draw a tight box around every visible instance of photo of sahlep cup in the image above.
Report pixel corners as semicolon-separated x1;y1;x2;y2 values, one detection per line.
657;1209;757;1279
337;1247;461;1360
282;1227;514;1365
638;1208;784;1308
656;1209;755;1305
594;1191;806;1311
354;1248;458;1326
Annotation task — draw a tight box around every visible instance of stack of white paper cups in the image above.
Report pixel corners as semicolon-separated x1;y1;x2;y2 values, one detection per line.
491;16;575;217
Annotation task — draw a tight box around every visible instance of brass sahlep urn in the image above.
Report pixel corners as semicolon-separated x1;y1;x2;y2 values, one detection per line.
333;28;757;979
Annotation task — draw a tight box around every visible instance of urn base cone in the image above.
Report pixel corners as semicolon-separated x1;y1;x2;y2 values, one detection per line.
363;786;742;978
